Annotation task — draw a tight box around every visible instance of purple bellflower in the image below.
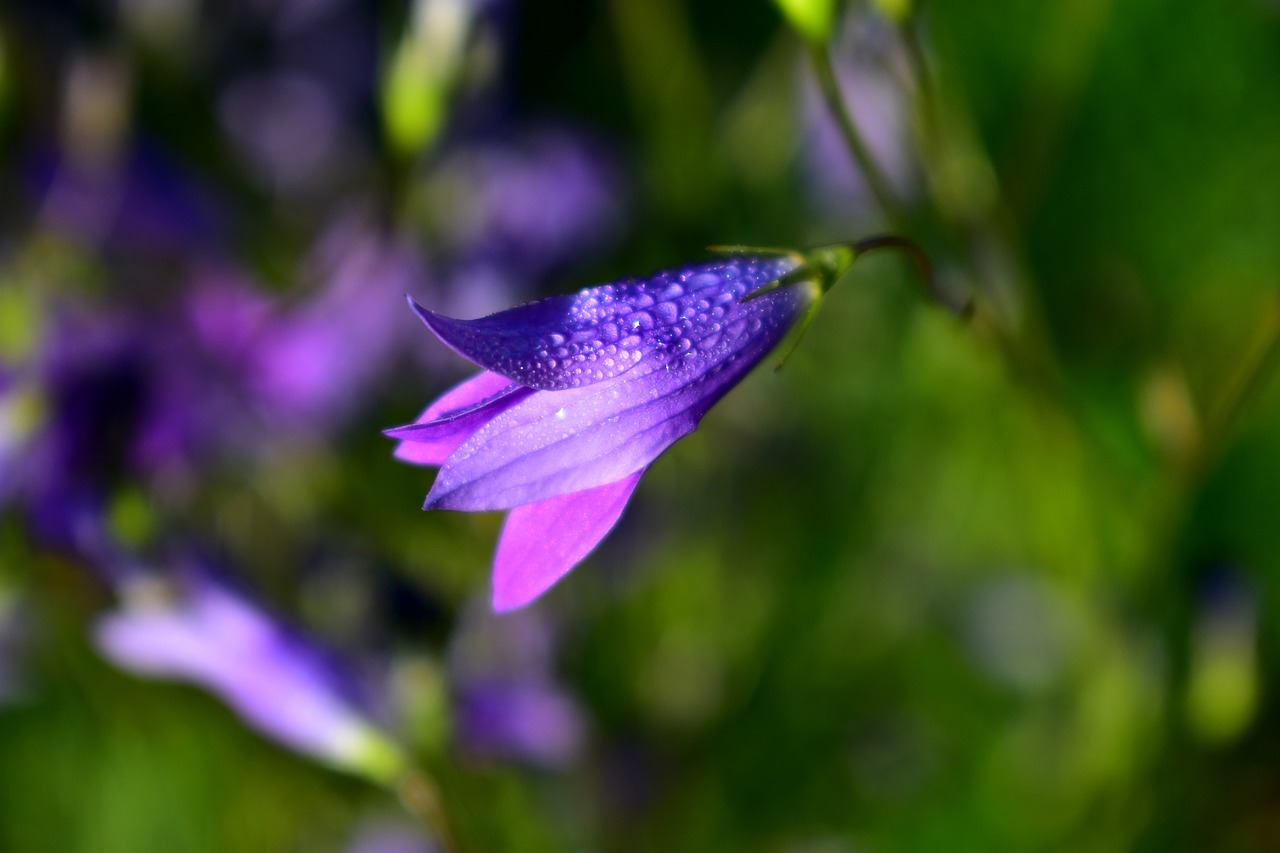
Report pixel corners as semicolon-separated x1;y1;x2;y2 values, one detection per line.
95;572;404;780
389;239;943;611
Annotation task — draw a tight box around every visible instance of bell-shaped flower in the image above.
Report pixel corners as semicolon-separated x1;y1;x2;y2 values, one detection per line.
95;573;404;780
390;239;952;611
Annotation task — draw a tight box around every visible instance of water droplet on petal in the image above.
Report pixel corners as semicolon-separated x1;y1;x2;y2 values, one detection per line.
655;302;679;324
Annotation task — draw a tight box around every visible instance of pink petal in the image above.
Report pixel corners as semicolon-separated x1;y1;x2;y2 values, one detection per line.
491;469;645;611
392;371;526;466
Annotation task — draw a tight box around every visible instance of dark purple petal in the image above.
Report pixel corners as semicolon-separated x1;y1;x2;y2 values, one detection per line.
387;372;534;466
425;282;817;511
409;257;800;391
492;469;644;611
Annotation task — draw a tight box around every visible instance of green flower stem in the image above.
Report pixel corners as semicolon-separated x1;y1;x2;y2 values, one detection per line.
1203;299;1280;469
807;43;904;226
397;770;460;853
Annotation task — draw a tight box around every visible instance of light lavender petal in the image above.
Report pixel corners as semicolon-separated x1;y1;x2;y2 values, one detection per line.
492;469;644;611
390;371;530;466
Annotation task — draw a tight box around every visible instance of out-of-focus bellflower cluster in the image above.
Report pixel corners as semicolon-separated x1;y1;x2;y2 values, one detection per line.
1;0;621;793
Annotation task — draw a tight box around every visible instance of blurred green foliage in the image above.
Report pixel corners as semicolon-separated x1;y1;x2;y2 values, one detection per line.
4;0;1280;851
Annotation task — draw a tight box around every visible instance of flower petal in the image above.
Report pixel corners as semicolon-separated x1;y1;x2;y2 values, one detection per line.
387;372;534;466
407;257;799;391
492;469;644;611
426;283;817;511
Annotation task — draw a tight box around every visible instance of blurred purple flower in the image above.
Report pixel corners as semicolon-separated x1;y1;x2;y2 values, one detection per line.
345;819;438;853
427;125;625;317
219;72;351;194
95;572;403;778
19;307;200;550
0;373;39;510
456;683;583;766
800;18;914;221
389;254;819;610
187;212;424;433
29;139;219;253
448;605;584;766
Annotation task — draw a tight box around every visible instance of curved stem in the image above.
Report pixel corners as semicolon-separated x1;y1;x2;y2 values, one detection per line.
808;43;904;225
397;770;460;852
848;234;973;317
1203;299;1280;469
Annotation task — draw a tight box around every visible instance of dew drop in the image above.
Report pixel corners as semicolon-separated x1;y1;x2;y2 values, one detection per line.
619;334;643;349
655;302;679;324
602;323;620;341
548;333;565;346
660;283;684;300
